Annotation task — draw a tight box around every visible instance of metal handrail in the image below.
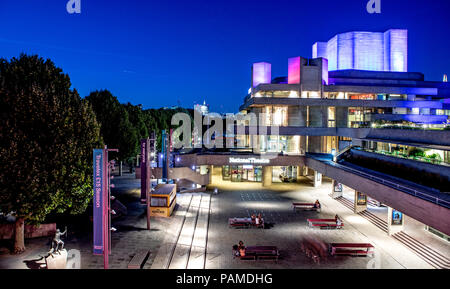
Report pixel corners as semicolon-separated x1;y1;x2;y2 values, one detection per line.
328;161;450;209
307;152;450;208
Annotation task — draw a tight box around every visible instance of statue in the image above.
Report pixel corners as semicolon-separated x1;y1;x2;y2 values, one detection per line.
50;226;67;253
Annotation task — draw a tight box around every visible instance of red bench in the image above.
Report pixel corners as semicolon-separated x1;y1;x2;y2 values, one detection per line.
330;243;374;257
292;203;321;212
307;219;343;229
228;218;264;229
235;246;279;261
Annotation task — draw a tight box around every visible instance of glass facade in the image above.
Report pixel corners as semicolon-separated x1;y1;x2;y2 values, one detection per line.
272;166;298;183
223;165;262;182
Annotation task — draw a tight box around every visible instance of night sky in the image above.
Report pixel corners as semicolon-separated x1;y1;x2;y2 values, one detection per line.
1;0;449;113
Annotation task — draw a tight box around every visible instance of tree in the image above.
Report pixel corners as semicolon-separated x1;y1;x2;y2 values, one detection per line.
0;54;102;253
142;108;193;152
124;102;148;141
85;90;138;161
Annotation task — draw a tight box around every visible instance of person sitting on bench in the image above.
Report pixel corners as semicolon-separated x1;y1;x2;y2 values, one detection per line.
238;241;246;257
314;200;321;209
335;215;342;227
232;244;239;257
251;214;256;223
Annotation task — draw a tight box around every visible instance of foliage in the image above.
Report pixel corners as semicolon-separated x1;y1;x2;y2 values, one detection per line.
0;54;102;225
408;148;426;158
85;90;138;161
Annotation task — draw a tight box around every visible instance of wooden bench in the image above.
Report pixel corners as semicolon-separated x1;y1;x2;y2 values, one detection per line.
235;246;279;261
293;203;321;212
330;243;374;257
127;250;150;269
228;218;264;229
307;219;343;229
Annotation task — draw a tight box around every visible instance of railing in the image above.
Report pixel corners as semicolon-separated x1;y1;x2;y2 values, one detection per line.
334;162;450;209
356;147;449;167
307;155;450;209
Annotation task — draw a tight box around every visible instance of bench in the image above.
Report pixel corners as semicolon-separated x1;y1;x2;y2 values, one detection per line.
235;246;279;261
127;250;150;269
330;243;374;257
307;219;343;229
293;203;321;212
228;218;264;229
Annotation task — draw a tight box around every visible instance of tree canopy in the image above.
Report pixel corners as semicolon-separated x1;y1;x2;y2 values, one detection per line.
0;54;102;252
85;90;138;161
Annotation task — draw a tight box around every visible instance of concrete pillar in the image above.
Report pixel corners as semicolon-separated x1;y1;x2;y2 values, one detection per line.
301;166;308;176
296;166;302;179
262;166;272;187
313;170;322;187
209;165;213;184
331;180;343;199
387;207;405;236
354;191;367;213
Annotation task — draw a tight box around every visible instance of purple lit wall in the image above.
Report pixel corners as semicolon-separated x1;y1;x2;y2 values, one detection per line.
322;58;329;85
252;62;271;87
288;57;301;84
314;29;408;72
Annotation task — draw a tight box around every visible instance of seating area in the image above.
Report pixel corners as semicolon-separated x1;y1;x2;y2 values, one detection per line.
228;217;264;229
329;243;374;257
234;246;279;261
307;219;344;230
292;203;321;212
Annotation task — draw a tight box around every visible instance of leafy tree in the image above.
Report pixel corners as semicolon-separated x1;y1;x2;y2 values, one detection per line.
142;108;193;152
0;54;102;253
85;90;138;161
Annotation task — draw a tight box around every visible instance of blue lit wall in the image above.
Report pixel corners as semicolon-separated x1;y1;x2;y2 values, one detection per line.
354;32;384;71
385;29;408;72
327;36;338;71
312;42;327;59
313;29;408;72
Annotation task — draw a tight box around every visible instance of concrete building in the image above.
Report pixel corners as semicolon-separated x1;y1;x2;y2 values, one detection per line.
153;29;450;241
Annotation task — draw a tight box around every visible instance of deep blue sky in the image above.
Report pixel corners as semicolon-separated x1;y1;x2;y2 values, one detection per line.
1;0;449;113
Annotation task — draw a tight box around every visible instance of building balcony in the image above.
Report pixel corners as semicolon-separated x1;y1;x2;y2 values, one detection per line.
371;113;448;124
240;96;444;111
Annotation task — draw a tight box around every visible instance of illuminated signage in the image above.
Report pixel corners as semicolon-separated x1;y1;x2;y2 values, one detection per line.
93;149;104;255
229;157;270;164
391;209;403;226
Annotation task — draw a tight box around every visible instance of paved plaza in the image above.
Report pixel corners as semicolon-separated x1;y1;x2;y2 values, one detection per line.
1;172;449;269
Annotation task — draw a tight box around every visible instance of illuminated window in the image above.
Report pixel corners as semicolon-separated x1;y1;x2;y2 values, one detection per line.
273;107;288;126
289;91;298;98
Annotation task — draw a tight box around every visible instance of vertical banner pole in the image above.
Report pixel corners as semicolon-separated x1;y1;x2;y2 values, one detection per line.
93;149;104;256
103;146;109;269
93;146;118;269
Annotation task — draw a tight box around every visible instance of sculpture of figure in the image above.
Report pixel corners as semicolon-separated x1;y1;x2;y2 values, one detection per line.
50;227;67;253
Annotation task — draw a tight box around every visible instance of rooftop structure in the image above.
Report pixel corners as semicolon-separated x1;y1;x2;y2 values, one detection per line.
313;29;408;72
